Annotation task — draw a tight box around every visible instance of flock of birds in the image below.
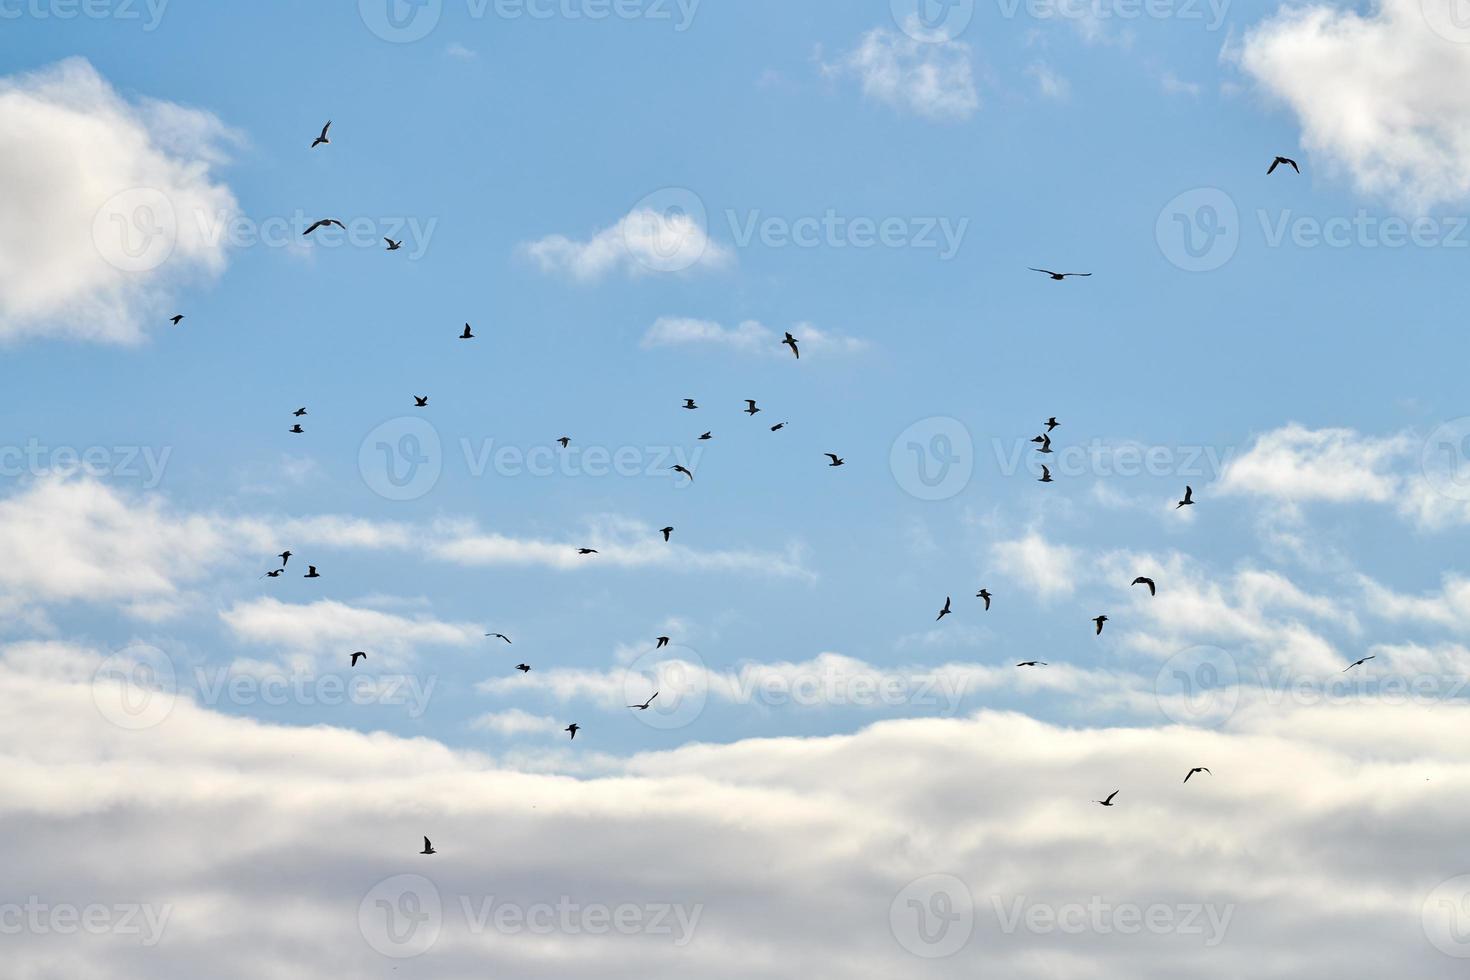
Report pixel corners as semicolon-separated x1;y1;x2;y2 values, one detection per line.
168;131;1319;848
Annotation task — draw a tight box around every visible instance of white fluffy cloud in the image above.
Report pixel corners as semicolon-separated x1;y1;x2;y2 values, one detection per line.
9;643;1470;978
640;317;868;357
1237;0;1470;207
523;207;732;281
0;58;238;343
825;25;979;121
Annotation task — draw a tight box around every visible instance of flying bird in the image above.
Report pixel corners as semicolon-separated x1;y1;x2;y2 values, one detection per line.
311;120;332;148
557;437;571;448
770;423;787;432
414;396;429;407
303;218;345;236
683;399;698;410
486;633;512;644
577;548;599;556
783;332;800;359
744;400;761;416
1039;465;1054;483
672;465;694;480
1095;791;1119;807
660;527;674;542
826;454;846;467
279;551;292;567
516;664;532;673
169;314;184;325
1267;155;1299;175
698;432;713;441
384;238;402;251
262;569;283;578
565;724;580;740
656;637;670;649
1032;434;1053;454
1030;268;1092;280
976;589;992;610
1017;661;1047;668
629;693;659;711
1184;767;1211;783
293;408;307;417
1177;486;1195;509
1093;615;1108;635
1046;417;1060;432
1132;577;1157;596
350;652;367;667
460;324;474;340
289;424;304;434
937;597;953;621
1344;656;1376;673
304;566;321;579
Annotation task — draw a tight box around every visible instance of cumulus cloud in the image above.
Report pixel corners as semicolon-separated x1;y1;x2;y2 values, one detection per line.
0;58;238;343
824;25;979;121
219;598;482;669
522;207;732;281
1236;0;1470;207
640;318;868;357
9;643;1470;978
990;531;1080;599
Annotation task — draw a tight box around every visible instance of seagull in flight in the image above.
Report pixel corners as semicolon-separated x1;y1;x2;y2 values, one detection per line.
770;423;787;432
577;548;599;556
304;565;321;579
1184;767;1211;783
1045;417;1060;432
1177;486;1195;509
565;724;580;741
1032;434;1053;454
1267;155;1299;175
1095;791;1119;807
169;314;184;326
937;597;953;621
279;551;293;567
293;408;307;417
1039;464;1053;483
976;589;992;610
262;569;284;578
303;218;345;236
782;332;800;359
311;120;332;148
460;324;474;340
683;399;698;410
629;692;659;711
516;663;532;673
1132;577;1157;596
414;396;429;407
486;633;512;644
384;238;402;251
351;652;367;667
744;400;761;416
1093;615;1108;635
1343;656;1376;673
557;437;571;449
1017;661;1047;668
672;465;694;481
656;637;670;649
1030;268;1092;281
826;454;846;467
698;432;713;441
660;527;674;542
289;424;304;434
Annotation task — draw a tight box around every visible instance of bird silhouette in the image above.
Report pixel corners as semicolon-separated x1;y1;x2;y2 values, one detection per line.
486;633;512;644
279;551;292;567
1039;465;1053;483
937;597;953;621
420;836;436;855
565;724;580;740
698;432;713;441
293;408;307;417
414;396;429;407
304;566;321;579
629;693;659;711
826;454;846;467
660;527;674;542
770;423;787;432
1184;767;1211;783
1045;417;1060;432
1093;615;1108;635
1344;656;1376;672
289;424;304;434
672;465;694;481
384;238;402;251
578;548;599;556
351;652;367;666
744;400;761;416
311;120;332;148
683;399;698;410
1030;268;1091;280
516;663;532;673
1032;434;1053;454
976;589;992;610
1177;486;1195;509
1267;155;1299;175
169;314;184;325
1095;791;1119;807
303;218;345;236
783;332;800;359
460;324;473;340
656;636;670;648
557;437;571;448
1132;577;1157;596
1017;661;1047;668
262;569;284;578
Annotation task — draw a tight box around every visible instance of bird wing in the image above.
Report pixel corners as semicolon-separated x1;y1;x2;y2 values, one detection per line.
1287;158;1299;173
1105;791;1118;803
1267;159;1279;174
1029;268;1056;276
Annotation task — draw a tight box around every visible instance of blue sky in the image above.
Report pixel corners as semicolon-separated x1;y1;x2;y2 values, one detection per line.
9;3;1470;975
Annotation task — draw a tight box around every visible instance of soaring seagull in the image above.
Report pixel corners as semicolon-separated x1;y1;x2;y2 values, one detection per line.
311;121;332;148
1267;155;1299;175
1030;268;1091;281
